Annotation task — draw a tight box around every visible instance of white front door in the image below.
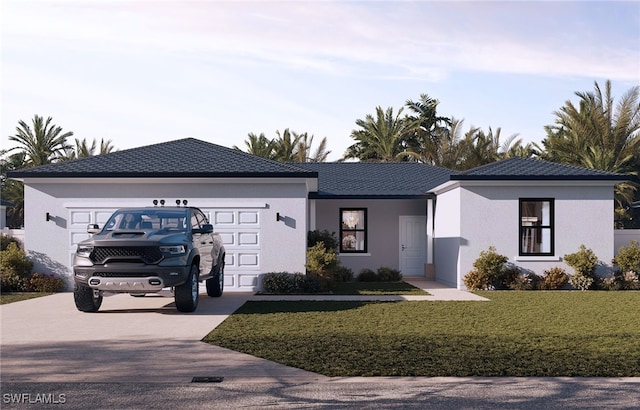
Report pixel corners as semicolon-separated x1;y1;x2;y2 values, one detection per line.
399;215;427;276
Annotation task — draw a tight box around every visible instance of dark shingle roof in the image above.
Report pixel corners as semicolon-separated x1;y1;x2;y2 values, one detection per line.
7;138;315;179
451;157;628;181
294;162;452;198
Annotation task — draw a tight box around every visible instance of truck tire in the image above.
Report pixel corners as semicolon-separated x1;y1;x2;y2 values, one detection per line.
206;260;224;297
74;283;102;312
175;264;199;312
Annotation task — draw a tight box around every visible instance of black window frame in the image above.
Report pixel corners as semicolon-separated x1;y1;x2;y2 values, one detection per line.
519;198;554;256
339;208;368;253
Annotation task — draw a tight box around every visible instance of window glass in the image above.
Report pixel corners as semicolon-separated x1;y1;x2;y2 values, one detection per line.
340;209;367;253
520;199;554;255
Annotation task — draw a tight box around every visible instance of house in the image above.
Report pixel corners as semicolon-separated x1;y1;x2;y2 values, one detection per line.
7;138;628;290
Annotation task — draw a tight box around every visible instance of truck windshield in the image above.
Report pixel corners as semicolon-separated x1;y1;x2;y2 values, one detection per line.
103;209;188;232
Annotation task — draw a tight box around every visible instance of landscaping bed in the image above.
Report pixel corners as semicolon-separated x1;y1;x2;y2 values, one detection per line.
203;291;640;377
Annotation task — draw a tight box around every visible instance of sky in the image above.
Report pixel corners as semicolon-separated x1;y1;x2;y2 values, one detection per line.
1;0;639;162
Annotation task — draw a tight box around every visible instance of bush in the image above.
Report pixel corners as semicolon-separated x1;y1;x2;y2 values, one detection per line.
357;268;378;282
332;265;354;283
0;243;33;292
511;272;542;290
307;230;339;253
305;242;339;289
463;246;508;290
498;266;520;290
564;245;598;290
376;267;402;282
28;273;65;293
541;267;569;290
1;234;22;251
261;272;322;294
613;240;640;275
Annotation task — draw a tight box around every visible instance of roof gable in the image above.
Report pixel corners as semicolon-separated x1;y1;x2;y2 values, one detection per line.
451;157;628;181
295;162;452;198
8;138;314;179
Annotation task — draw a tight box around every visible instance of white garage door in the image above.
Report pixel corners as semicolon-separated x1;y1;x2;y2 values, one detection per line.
67;204;262;292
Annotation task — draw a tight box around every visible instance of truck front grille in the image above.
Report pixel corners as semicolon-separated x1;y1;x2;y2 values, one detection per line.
92;272;155;278
90;247;163;264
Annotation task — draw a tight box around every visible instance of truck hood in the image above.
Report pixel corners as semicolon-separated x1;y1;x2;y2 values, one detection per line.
83;230;189;246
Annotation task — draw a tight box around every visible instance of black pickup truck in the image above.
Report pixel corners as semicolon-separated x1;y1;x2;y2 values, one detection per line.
73;204;225;312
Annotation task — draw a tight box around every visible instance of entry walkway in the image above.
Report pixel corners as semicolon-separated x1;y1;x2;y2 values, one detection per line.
249;280;488;302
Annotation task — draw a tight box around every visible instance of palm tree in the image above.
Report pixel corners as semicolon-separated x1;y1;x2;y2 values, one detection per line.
8;115;73;166
293;133;331;162
272;129;303;162
403;94;452;164
541;80;640;215
233;133;277;160
343;106;410;162
63;138;117;160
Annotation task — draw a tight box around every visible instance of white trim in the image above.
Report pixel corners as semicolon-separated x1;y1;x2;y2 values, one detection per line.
514;255;561;262
430;179;619;194
64;201;269;209
339;253;372;257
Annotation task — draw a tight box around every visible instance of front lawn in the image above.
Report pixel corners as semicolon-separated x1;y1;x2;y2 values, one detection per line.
0;292;52;305
203;291;640;377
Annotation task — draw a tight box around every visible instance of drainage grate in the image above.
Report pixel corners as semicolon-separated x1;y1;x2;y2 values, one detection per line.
192;376;224;383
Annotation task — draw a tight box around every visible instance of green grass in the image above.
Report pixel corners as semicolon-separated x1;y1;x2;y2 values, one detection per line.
0;292;52;305
203;291;640;377
332;281;430;295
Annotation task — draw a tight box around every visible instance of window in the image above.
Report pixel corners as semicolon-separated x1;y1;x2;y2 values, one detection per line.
340;208;367;253
519;199;554;256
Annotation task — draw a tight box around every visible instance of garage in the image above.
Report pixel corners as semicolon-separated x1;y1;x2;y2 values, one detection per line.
10;138;317;291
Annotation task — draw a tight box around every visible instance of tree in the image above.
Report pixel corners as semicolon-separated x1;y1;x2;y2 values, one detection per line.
403;94;452;164
0;151;26;228
8;115;73;166
233;133;277;160
293;133;331;163
541;80;640;225
343;106;410;162
63;138;116;160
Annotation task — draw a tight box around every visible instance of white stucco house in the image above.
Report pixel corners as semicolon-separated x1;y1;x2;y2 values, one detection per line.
7;138;629;290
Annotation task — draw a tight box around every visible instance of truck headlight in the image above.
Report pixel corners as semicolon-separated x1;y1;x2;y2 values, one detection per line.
160;245;187;255
76;245;94;258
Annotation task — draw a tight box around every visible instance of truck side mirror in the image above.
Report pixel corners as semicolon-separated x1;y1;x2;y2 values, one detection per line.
87;224;101;234
193;224;214;234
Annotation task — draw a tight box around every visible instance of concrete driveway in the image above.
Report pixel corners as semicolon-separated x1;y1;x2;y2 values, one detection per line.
0;291;324;383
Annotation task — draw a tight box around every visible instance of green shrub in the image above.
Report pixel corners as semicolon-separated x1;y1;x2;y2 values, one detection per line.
28;273;65;293
357;268;377;282
0;243;33;292
463;246;508;290
613;240;640;275
307;230;339;253
564;245;598;290
1;234;21;251
511;272;542;290
498;266;520;290
305;242;339;289
261;272;322;294
332;265;354;283
376;267;402;282
541;267;569;290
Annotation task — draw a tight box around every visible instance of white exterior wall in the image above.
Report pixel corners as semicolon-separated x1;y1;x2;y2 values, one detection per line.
432;187;462;287
22;178;309;291
454;181;617;288
314;198;426;275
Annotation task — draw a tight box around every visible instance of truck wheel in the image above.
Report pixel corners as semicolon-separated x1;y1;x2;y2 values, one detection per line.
74;283;102;312
175;264;199;312
206;261;224;297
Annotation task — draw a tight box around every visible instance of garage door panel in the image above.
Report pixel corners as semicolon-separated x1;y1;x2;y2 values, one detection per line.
214;211;235;225
239;211;259;224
